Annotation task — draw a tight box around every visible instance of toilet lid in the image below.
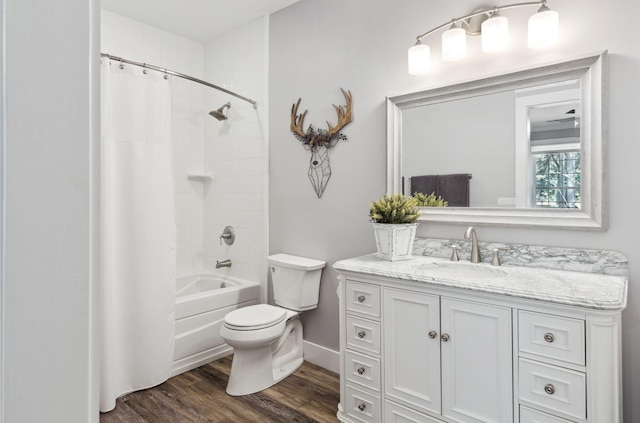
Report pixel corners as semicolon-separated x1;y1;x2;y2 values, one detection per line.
224;304;287;330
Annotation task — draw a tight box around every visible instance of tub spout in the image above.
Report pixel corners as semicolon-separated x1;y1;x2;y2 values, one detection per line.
216;259;232;268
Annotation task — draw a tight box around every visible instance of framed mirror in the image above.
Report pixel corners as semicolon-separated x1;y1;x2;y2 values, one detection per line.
387;52;607;230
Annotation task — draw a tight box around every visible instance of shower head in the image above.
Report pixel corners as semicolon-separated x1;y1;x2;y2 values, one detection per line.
209;102;231;121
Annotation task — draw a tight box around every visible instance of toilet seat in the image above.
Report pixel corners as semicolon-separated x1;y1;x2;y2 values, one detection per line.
223;304;287;331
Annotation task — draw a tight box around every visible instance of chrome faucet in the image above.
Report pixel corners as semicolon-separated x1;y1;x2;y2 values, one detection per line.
216;259;232;268
464;226;481;263
219;226;235;245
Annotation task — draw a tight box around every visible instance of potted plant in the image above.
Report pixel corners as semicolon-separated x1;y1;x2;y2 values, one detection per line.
413;191;448;207
369;194;421;261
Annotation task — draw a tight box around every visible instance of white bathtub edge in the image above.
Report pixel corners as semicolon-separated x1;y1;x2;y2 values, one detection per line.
171;344;233;377
303;340;339;374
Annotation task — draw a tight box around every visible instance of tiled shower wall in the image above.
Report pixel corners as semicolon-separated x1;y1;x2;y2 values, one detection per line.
101;11;267;285
203;18;268;285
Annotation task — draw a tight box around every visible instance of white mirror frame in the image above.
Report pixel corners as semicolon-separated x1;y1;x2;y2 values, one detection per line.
387;51;607;230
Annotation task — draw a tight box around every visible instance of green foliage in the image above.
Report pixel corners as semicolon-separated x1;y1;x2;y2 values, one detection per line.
534;152;581;208
369;194;421;224
413;191;448;207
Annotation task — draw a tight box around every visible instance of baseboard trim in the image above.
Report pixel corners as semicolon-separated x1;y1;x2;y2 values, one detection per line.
171;340;339;377
303;340;339;374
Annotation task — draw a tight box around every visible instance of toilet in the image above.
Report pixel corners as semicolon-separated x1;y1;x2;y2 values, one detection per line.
220;253;326;396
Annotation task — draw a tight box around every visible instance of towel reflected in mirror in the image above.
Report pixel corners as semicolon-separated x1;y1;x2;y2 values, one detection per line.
410;173;471;207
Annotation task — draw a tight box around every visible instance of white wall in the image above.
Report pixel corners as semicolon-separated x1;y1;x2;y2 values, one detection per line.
269;0;640;421
203;17;269;289
2;0;99;421
102;10;207;276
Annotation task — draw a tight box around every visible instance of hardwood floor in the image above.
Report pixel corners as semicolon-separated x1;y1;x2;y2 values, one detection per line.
100;355;340;423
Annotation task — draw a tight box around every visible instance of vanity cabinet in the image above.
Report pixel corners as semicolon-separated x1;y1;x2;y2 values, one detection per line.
383;289;441;416
335;255;626;423
383;289;512;422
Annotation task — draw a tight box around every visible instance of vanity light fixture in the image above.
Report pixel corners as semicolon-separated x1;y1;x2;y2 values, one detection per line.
408;40;431;75
481;9;509;53
409;0;559;75
528;2;559;49
442;21;467;61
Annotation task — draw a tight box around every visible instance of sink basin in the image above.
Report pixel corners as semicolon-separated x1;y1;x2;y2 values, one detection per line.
422;262;507;280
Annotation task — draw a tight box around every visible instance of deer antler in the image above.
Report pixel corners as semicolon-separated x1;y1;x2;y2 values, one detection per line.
327;88;353;137
290;88;353;148
290;98;309;138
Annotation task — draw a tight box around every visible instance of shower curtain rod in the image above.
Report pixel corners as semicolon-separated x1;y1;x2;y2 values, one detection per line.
101;53;258;109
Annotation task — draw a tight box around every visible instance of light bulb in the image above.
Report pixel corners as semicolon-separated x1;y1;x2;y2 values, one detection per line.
442;24;467;61
481;11;509;53
408;41;430;75
528;4;559;49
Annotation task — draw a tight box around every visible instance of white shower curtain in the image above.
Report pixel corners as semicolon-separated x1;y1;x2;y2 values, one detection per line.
100;59;176;412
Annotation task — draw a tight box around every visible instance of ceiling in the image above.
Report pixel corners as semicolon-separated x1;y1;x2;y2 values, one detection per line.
101;0;300;43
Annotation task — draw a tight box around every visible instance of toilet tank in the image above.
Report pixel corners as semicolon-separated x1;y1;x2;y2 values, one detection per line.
267;253;326;311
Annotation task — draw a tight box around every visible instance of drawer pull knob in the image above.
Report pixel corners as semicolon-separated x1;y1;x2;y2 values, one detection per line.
441;333;450;342
357;295;366;303
357;367;365;375
544;384;555;395
428;330;438;339
357;331;366;339
358;403;366;412
544;333;555;343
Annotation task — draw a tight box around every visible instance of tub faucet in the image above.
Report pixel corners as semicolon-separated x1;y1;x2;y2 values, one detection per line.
464;226;481;263
219;226;235;245
216;259;232;268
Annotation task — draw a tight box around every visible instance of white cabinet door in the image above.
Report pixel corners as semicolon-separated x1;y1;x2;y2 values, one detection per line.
440;297;512;423
384;288;441;415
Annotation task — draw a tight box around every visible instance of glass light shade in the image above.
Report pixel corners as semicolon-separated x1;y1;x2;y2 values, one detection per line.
481;14;509;52
442;26;467;61
528;8;559;49
408;42;430;75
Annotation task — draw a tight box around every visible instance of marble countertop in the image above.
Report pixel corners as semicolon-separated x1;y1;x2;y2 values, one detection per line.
334;254;628;311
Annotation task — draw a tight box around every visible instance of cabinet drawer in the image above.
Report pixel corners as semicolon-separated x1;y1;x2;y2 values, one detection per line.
519;358;586;421
345;385;381;423
346;281;381;318
385;400;442;423
519;310;585;365
345;350;381;392
520;405;576;423
346;315;381;354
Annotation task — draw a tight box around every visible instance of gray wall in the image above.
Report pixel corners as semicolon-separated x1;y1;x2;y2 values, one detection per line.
2;0;100;421
269;0;640;421
403;90;515;206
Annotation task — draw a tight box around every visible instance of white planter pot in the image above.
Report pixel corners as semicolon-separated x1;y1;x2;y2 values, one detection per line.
371;223;418;261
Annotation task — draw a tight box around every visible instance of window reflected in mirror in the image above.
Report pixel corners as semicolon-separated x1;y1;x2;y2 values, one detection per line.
515;80;581;208
529;97;581;208
534;151;581;208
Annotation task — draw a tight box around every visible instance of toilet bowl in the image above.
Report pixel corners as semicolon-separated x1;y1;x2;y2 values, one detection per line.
220;254;325;396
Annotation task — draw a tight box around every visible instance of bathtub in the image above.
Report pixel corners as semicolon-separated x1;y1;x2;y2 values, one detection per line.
171;273;260;377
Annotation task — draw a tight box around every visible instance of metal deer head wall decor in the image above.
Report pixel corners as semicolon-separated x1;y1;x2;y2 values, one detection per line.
290;88;353;198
